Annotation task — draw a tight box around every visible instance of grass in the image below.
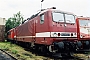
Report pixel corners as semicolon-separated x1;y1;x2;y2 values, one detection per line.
2;41;90;60
0;41;47;60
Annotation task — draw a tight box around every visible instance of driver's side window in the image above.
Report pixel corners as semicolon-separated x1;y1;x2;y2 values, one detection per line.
40;14;44;24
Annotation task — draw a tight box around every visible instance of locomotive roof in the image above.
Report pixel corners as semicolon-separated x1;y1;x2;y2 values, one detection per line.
77;16;90;20
24;8;75;23
38;9;75;15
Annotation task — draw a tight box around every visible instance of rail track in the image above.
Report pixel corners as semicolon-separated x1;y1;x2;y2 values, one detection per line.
0;49;17;60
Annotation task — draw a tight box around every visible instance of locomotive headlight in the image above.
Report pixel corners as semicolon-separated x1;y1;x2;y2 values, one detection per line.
80;35;83;38
53;33;58;37
74;33;76;35
71;33;73;36
73;33;77;37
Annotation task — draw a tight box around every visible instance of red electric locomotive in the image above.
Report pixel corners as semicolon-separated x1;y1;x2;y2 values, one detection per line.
7;28;15;40
7;7;78;56
76;17;90;51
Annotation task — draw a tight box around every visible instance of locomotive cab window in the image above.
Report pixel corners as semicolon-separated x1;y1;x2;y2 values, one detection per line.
79;20;89;26
40;14;44;24
65;14;75;23
52;12;64;22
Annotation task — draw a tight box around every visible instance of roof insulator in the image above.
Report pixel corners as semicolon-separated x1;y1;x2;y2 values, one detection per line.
51;7;56;9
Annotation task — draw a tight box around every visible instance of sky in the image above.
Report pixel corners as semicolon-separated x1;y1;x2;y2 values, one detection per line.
0;0;90;20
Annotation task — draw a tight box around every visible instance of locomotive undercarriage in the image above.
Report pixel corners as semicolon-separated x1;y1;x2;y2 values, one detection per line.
8;39;76;57
8;39;90;57
48;41;76;57
76;40;90;52
30;41;76;57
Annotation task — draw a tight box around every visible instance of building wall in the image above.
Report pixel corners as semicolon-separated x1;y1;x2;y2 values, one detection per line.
0;18;5;41
0;18;5;25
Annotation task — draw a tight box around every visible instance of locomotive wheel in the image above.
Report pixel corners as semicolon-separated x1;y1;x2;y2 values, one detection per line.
25;42;30;48
37;45;46;53
34;45;49;55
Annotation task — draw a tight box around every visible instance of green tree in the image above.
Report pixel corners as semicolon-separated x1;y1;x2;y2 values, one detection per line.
5;11;24;32
13;11;24;27
5;18;13;32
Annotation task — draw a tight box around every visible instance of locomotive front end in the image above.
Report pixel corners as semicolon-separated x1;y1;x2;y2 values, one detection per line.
48;10;78;54
76;17;90;51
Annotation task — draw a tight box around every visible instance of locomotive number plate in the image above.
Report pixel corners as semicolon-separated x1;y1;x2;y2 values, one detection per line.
61;33;70;36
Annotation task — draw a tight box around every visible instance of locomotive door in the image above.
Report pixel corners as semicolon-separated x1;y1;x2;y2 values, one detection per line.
35;12;49;44
33;20;36;41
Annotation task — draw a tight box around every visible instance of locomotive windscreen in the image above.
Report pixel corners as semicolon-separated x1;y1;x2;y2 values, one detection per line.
52;12;75;23
65;14;75;23
79;20;90;38
79;20;90;26
52;12;64;22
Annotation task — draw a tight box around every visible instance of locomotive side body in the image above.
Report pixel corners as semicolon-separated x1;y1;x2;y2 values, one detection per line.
76;17;90;50
15;19;35;42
